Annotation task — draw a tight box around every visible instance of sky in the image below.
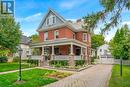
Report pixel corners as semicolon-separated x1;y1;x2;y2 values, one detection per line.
15;0;130;42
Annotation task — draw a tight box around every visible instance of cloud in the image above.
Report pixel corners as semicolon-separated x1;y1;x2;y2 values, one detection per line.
59;0;87;9
122;21;130;25
67;18;77;21
16;13;42;23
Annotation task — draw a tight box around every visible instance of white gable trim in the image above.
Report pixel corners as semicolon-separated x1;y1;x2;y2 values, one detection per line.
37;8;66;31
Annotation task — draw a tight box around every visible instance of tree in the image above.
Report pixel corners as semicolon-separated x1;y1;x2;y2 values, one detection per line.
109;25;130;60
29;34;39;43
91;34;105;49
0;16;21;55
83;0;130;33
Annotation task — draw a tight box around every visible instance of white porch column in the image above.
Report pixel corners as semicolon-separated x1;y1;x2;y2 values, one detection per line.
42;46;44;55
70;43;73;55
81;47;83;59
51;45;55;60
40;46;45;66
69;43;75;67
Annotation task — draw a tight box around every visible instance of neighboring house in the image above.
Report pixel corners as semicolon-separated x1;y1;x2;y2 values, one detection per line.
31;9;91;66
97;44;112;58
14;35;31;59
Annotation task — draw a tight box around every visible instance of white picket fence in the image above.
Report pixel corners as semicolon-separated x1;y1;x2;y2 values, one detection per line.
95;58;130;65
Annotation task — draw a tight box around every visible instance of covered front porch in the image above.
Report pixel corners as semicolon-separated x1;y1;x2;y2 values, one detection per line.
31;39;90;66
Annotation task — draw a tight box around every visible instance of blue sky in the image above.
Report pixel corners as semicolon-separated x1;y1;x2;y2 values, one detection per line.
15;0;130;41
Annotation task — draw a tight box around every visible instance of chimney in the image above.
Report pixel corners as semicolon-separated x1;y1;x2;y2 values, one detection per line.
76;19;82;23
76;19;82;24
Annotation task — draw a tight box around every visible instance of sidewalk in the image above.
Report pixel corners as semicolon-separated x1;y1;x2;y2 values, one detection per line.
44;64;113;87
0;68;35;75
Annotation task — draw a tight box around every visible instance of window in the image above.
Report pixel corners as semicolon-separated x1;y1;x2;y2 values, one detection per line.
46;18;49;25
73;33;75;39
83;33;87;41
46;15;56;25
53;16;56;24
44;32;48;41
54;30;59;39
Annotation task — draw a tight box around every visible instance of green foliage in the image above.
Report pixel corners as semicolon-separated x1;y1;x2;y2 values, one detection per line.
83;0;130;33
0;16;21;53
13;56;19;62
109;65;130;87
0;49;10;56
0;69;57;87
91;34;105;49
27;59;39;66
49;60;68;67
0;56;7;63
29;34;40;43
75;60;85;66
109;25;130;60
49;60;86;67
0;63;31;72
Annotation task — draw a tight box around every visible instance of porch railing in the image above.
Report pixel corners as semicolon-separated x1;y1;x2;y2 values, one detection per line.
53;55;82;60
54;55;69;60
31;55;41;60
75;56;81;60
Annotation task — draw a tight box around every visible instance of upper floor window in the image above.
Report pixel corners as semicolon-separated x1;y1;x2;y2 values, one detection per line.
53;16;56;24
44;32;48;41
73;33;75;39
83;33;87;41
54;30;59;39
46;15;56;26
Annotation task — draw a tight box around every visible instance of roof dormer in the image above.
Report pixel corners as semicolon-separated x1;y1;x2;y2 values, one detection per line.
37;8;66;31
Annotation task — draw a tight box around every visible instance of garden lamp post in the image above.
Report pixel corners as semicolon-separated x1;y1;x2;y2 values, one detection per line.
120;56;122;77
17;46;23;81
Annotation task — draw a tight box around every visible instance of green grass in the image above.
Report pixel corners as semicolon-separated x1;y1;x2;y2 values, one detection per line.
0;63;32;72
0;69;57;87
109;65;130;87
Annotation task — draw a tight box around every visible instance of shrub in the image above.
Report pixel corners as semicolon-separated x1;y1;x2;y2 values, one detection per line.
75;60;85;66
0;56;8;63
27;59;39;66
49;60;68;67
13;56;19;62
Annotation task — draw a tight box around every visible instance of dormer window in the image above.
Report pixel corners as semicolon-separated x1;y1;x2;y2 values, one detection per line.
54;30;59;39
46;15;56;26
53;16;56;24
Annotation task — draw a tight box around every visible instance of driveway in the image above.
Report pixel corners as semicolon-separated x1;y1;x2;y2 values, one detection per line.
44;64;113;87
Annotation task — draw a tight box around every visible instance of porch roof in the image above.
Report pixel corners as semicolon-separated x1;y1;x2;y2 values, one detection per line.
31;38;87;48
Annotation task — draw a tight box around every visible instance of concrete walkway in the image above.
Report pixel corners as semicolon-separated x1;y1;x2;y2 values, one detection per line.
44;64;113;87
0;68;35;75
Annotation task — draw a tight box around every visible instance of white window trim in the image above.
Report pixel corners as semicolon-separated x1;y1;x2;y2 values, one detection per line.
46;15;56;26
54;30;59;39
83;33;87;42
44;32;48;41
73;33;75;39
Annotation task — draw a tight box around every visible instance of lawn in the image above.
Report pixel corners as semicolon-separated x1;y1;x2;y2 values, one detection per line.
0;69;57;87
109;65;130;87
0;63;32;72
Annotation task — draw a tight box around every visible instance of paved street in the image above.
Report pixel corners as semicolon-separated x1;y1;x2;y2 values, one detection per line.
44;64;113;87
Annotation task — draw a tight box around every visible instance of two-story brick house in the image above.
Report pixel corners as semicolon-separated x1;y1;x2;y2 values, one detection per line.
31;9;91;66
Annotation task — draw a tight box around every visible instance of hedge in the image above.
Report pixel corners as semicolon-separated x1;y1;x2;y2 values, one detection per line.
49;60;86;67
0;56;8;63
49;60;68;67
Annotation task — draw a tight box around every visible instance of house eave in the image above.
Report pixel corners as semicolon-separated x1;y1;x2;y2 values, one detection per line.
31;38;87;48
37;22;86;32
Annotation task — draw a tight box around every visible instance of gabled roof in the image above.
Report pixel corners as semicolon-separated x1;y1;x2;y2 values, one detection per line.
20;35;30;45
37;8;66;31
